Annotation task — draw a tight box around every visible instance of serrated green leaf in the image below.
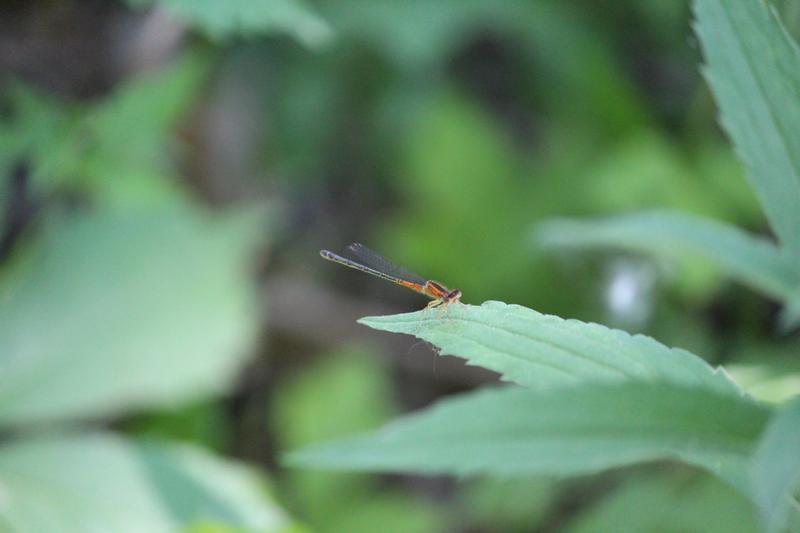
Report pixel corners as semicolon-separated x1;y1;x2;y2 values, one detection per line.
358;301;741;396
127;0;332;48
751;395;800;533
288;382;771;492
0;432;288;532
0;205;263;427
694;0;800;256
535;210;800;301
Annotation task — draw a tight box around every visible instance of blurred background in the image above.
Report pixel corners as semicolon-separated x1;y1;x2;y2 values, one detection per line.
2;1;800;532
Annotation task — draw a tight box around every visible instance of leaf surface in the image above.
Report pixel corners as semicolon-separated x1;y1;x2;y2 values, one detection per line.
535;210;800;301
0;206;263;426
0;433;288;532
694;0;800;255
127;0;332;47
360;301;741;396
751;395;800;533
289;382;770;492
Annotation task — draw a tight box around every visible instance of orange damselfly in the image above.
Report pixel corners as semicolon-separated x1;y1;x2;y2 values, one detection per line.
320;243;462;309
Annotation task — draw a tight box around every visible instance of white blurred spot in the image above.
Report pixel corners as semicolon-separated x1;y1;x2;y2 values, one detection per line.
605;260;657;327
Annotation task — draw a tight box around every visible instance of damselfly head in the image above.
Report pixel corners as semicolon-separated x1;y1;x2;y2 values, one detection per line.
445;288;462;303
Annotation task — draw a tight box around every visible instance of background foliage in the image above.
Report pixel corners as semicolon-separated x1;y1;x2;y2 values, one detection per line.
1;0;799;531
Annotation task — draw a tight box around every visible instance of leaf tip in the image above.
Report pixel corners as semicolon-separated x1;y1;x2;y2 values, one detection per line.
357;309;423;329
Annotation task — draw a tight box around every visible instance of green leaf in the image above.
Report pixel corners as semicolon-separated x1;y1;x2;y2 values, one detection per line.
323;494;446;533
271;348;446;532
0;432;288;532
317;0;646;129
271;348;394;520
131;401;232;453
571;133;762;223
0;205;263;427
460;478;557;531
693;0;800;256
359;301;741;396
0;56;209;208
727;364;800;404
126;0;332;48
751;395;800;533
566;471;759;533
78;54;211;207
288;382;771;492
779;295;800;330
0;82;79;191
535;210;800;301
272;348;395;451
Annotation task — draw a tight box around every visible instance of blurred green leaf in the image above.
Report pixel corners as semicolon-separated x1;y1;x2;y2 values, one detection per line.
0;82;78;191
131;401;232;453
531;131;768;304
78;54;211;206
0;432;288;532
323;493;446;533
272;348;394;509
460;478;557;532
0;204;263;427
692;142;767;226
187;524;309;533
751;395;800;533
779;296;800;331
359;301;740;395
0;55;209;208
574;133;762;223
566;471;759;533
272;348;445;533
383;94;594;316
317;0;646;129
627;1;691;46
535;210;800;302
383;95;531;302
781;0;800;38
266;51;346;180
694;0;800;256
288;382;770;492
726;340;800;403
127;0;332;48
727;364;800;404
271;347;395;449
